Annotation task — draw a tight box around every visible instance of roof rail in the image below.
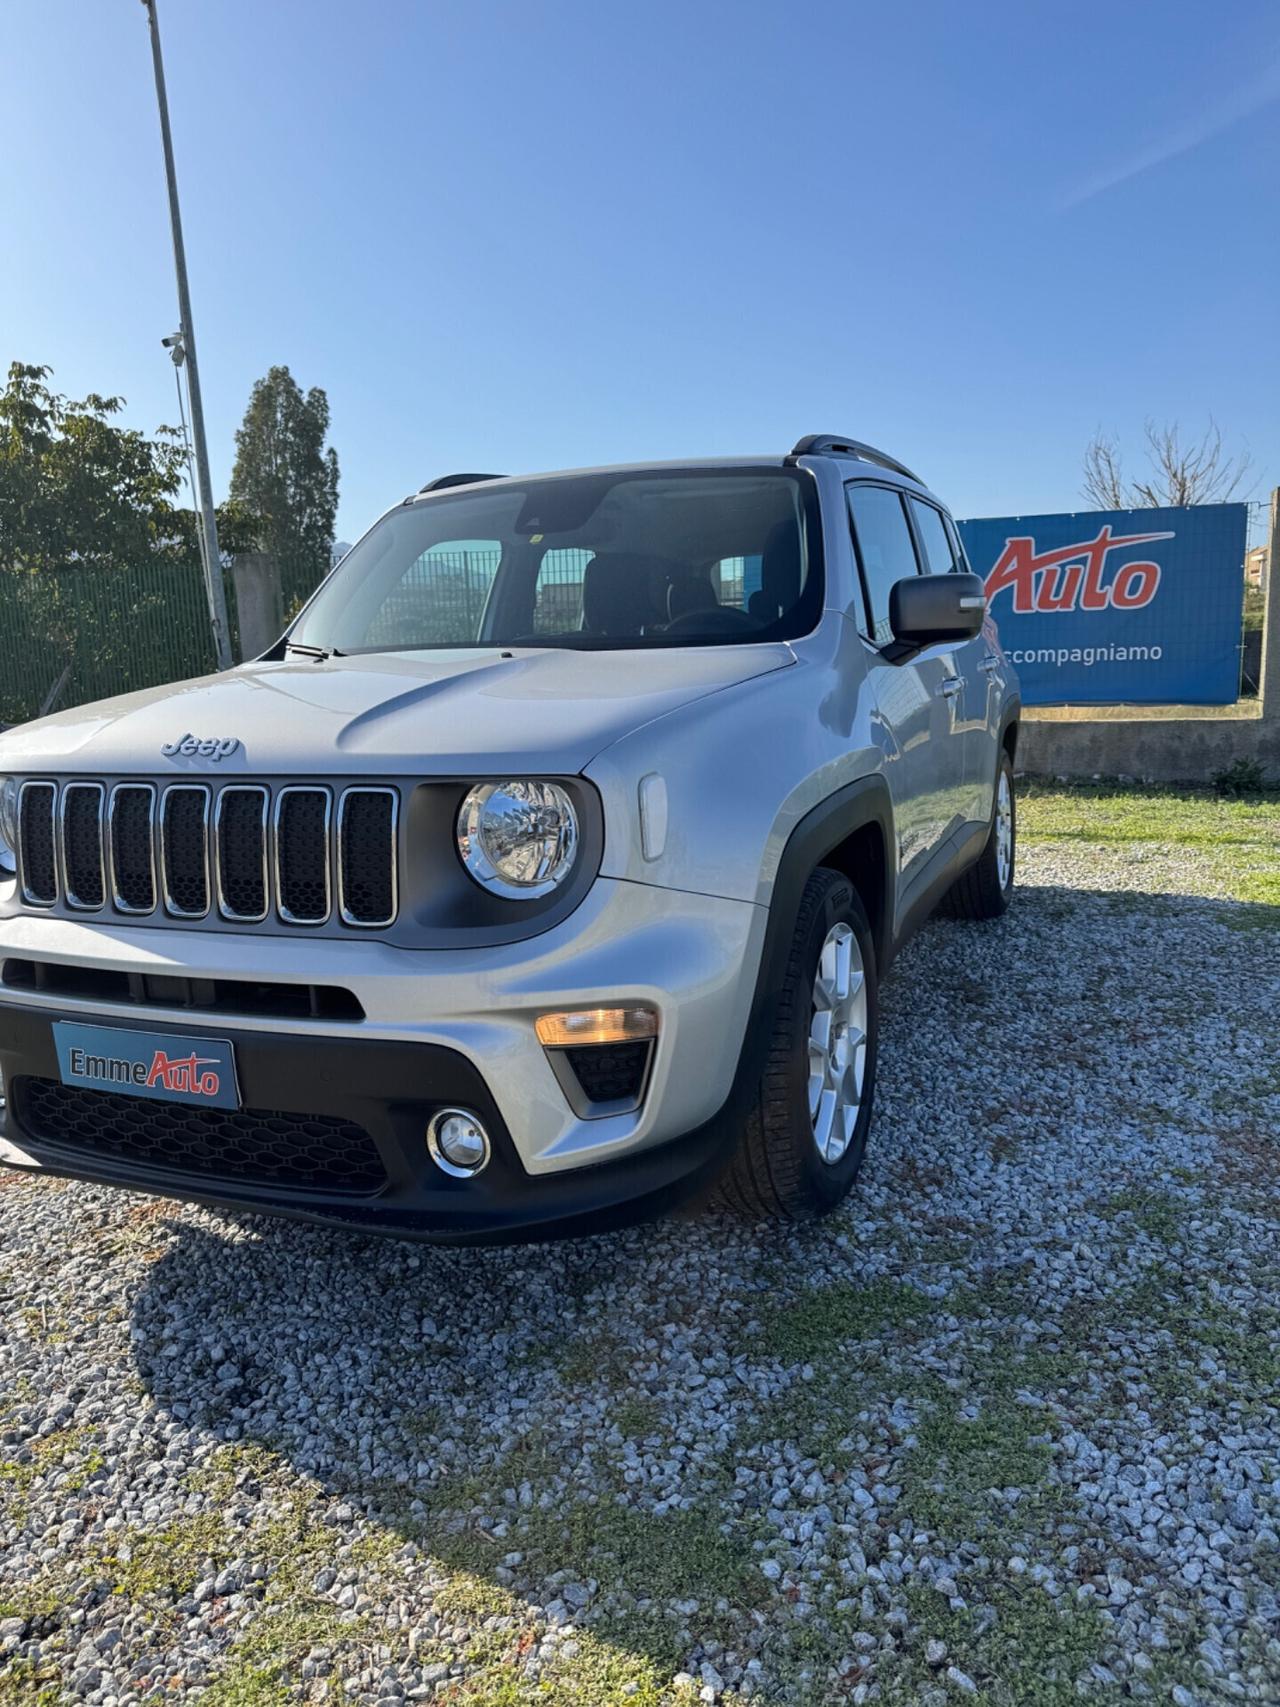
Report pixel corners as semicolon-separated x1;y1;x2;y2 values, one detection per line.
418;472;506;494
789;435;922;485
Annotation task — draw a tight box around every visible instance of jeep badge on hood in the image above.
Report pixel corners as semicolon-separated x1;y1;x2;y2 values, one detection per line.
160;734;241;760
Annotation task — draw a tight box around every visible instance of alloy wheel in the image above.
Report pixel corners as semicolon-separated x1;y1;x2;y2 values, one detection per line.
808;921;868;1164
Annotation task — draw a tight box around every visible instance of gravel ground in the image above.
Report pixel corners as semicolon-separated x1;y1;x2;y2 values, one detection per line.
2;791;1279;1705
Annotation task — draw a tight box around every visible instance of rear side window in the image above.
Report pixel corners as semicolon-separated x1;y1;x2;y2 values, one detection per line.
846;485;920;646
908;499;958;575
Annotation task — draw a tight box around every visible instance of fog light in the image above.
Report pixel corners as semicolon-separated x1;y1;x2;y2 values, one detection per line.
427;1107;491;1177
535;1006;658;1048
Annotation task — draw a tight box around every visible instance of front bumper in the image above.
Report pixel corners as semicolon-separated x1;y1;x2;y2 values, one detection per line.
0;1008;736;1242
0;878;765;1240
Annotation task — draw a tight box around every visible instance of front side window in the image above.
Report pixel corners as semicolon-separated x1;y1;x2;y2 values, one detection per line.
846;484;920;646
363;539;500;648
945;511;974;574
908;498;958;575
291;470;820;653
533;549;594;633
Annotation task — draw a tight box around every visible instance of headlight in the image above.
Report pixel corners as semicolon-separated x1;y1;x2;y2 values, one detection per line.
0;778;17;878
456;780;579;899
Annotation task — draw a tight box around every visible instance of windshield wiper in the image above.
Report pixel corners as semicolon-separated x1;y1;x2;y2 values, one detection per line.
285;641;344;661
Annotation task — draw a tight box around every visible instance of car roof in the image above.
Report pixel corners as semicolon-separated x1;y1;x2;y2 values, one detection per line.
411;438;939;506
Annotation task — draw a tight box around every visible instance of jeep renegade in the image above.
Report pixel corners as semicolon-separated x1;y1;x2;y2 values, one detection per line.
0;436;1019;1241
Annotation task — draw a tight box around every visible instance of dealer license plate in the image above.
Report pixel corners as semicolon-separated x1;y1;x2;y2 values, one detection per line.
53;1022;241;1111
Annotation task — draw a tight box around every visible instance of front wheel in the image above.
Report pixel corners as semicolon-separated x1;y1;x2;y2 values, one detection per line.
714;867;878;1220
941;750;1016;921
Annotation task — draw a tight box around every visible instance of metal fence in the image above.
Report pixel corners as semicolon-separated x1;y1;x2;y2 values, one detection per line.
365;548;594;645
0;560;235;726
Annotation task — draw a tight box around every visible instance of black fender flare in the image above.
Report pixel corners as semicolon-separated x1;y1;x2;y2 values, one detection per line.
998;696;1022;765
716;776;894;1136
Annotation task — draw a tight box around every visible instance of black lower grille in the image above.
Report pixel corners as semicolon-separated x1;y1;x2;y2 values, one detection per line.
15;1077;387;1195
564;1041;652;1105
1;959;364;1022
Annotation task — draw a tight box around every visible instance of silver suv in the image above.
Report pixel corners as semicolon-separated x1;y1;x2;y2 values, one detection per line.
0;436;1019;1241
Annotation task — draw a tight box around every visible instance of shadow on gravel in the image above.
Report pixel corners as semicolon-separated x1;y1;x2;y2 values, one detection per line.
128;1208;787;1684
121;885;1280;1692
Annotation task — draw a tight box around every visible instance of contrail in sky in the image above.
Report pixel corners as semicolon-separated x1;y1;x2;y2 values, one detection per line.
1063;52;1280;208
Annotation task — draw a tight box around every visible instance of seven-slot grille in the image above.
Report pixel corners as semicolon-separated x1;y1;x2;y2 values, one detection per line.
13;780;399;929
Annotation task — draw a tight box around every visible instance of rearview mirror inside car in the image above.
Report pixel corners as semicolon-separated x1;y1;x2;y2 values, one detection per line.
887;572;986;655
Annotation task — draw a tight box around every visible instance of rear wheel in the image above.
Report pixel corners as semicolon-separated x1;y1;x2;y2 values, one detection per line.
941;750;1016;920
715;867;878;1220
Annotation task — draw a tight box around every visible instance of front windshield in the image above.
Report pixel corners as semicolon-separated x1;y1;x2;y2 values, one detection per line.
290;467;821;653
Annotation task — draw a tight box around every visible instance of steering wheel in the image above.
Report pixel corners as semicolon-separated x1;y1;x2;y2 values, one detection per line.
664;606;760;635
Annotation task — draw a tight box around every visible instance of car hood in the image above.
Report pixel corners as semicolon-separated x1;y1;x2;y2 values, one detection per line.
0;646;795;777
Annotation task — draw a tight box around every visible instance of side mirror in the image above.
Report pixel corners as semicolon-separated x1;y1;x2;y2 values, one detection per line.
888;572;986;653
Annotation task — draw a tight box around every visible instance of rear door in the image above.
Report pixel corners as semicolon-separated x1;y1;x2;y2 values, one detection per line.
845;483;963;896
905;496;991;829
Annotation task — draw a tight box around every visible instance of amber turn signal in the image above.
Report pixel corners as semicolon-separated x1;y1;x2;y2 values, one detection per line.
535;1006;658;1048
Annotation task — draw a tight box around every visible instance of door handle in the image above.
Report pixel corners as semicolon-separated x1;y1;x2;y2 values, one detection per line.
979;654;1001;675
939;676;962;698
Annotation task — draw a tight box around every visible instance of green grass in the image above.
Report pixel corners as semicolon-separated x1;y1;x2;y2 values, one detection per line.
1018;779;1280;848
428;1568;710;1698
523;1497;759;1611
197;1665;295;1707
0;1423;107;1530
0;1657;65;1707
877;1581;1111;1706
1244;581;1266;634
757;1277;934;1361
1097;1186;1186;1243
1018;781;1280;911
553;1331;635;1389
197;1604;381;1706
101;1510;233;1601
612;1395;663;1439
899;1395;1061;1541
1027;701;1260;720
1066;1265;1280;1413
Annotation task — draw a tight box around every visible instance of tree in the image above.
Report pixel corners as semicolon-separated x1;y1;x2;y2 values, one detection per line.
1082;420;1252;510
0;361;191;571
228;365;339;604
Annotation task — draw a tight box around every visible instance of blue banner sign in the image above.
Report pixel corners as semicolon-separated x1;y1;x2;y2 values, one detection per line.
956;503;1247;705
54;1022;240;1110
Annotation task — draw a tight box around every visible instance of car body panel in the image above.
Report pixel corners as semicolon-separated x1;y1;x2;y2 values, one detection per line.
0;646;796;779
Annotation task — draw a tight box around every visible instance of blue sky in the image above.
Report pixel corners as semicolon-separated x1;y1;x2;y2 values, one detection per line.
4;0;1277;543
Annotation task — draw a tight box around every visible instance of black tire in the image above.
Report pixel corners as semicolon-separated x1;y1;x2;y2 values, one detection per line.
941;749;1016;921
714;866;878;1220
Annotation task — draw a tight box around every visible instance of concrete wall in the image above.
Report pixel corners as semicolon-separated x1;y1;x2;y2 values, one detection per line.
230;552;284;662
1018;492;1280;785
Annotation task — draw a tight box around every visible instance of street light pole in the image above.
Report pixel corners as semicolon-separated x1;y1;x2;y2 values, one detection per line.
140;0;233;670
